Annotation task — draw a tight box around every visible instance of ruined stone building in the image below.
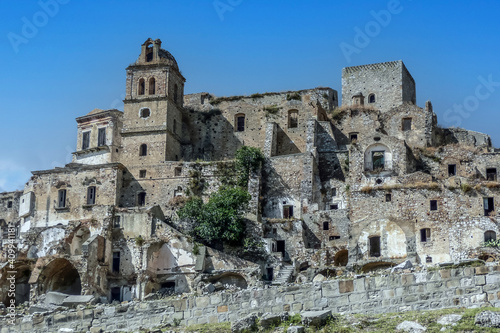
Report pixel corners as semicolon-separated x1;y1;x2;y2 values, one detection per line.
1;38;499;305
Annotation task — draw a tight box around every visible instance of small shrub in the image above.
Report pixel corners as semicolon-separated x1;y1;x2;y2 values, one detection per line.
263;105;281;116
250;93;264;99
461;183;472;193
286;92;301;101
192;242;200;255
135;235;144;247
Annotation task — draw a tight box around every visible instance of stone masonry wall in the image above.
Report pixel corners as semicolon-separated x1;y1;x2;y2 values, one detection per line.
3;265;500;332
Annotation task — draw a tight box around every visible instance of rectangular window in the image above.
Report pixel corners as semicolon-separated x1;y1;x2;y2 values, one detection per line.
236;116;245;132
283;205;293;218
139;170;147;178
448;164;456;176
430;200;438;211
487;168;497;181
330;204;339;210
138;192;146;206
82;131;90;150
113;216;121;228
173;119;177;134
112;251;120;273
386;193;392;202
369;236;381;257
323;222;329;230
97;128;106;147
332;188;337;197
174;167;182;176
7;201;12;208
349;133;358;142
372;151;385;170
420;228;431;242
329;235;340;240
87;186;96;205
484;197;495;216
402;118;412;131
58;189;67;208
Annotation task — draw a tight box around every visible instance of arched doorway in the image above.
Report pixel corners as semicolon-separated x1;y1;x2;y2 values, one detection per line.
38;258;81;295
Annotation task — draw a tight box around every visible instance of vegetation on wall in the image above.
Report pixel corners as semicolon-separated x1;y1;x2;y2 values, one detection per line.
180;146;264;246
178;186;251;245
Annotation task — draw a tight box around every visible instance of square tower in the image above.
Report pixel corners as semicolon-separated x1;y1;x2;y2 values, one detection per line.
342;60;416;112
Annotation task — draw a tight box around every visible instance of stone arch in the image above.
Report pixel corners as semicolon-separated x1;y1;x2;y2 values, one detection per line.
0;262;31;306
211;273;247;289
234;113;245;132
485;230;497;242
139;144;147;156
364;143;392;172
288;109;298;128
138;78;145;95
70;226;90;256
368;93;376;103
334;249;348;266
37;258;81;295
354;219;408;261
148;77;156;95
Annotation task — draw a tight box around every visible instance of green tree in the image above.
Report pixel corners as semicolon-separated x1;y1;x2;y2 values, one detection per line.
178;186;251;245
235;146;265;187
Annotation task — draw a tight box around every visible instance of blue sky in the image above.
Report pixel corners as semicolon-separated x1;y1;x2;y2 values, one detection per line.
1;0;500;192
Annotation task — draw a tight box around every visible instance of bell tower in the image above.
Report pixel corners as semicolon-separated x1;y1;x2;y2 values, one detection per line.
121;38;186;164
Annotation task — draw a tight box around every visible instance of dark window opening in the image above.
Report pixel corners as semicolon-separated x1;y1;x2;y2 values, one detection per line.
426;256;433;263
140;108;150;118
161;282;176;289
98;128;106;147
420;228;431;242
329;235;341;241
149;78;155;95
485;230;497;242
487;168;497;181
272;228;277;235
283;205;293;218
369;236;381;257
174;84;178;103
448;164;456;176
112;252;120;273
138;192;146;207
113;216;121;228
173;119;177;134
386;193;392;202
7;201;12;208
139;144;147;156
110;287;121;302
276;240;285;255
288;110;298;128
82;131;90;150
58;189;67;208
266;267;274;281
332;188;337;197
87;186;96;205
138;78;145;95
350;133;358;142
330;204;339;210
402;118;412;131
323;222;329;230
430;200;438;211
368;94;375;103
139;170;147;178
484;197;495;216
236;115;245;132
372;151;385;170
174;167;182;176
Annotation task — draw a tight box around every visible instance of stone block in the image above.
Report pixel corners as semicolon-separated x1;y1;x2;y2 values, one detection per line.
446;279;460;288
45;291;69;305
287;326;305;333
338;280;354;293
301;310;333;327
401;274;415;286
475;266;490;275
440;269;451;279
260;312;289;329
476;275;486;286
195;296;210;308
62;295;95;307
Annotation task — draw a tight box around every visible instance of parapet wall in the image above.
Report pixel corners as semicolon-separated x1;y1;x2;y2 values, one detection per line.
3;265;500;332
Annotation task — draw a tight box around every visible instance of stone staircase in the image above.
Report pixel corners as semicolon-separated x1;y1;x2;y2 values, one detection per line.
272;264;294;285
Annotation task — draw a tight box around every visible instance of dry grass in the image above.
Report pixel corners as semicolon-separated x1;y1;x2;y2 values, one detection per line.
360;186;373;194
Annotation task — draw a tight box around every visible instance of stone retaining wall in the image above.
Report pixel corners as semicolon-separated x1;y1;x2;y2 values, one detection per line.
3;265;500;332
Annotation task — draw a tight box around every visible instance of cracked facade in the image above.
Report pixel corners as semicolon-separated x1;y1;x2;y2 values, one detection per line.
1;38;500;305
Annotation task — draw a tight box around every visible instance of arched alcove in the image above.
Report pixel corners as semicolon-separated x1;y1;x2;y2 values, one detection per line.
38;258;81;295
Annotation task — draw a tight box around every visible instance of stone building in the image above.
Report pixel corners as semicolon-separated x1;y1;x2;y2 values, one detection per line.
1;38;499;306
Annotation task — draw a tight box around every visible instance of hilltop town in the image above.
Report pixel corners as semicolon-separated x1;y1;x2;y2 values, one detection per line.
1;38;500;322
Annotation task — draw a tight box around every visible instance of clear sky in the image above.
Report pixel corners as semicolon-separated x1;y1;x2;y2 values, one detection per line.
1;0;500;192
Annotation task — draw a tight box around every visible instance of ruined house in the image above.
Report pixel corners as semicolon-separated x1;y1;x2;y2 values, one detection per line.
1;38;499;305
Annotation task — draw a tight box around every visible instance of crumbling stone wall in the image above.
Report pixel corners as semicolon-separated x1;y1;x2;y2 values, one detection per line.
4;265;500;332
